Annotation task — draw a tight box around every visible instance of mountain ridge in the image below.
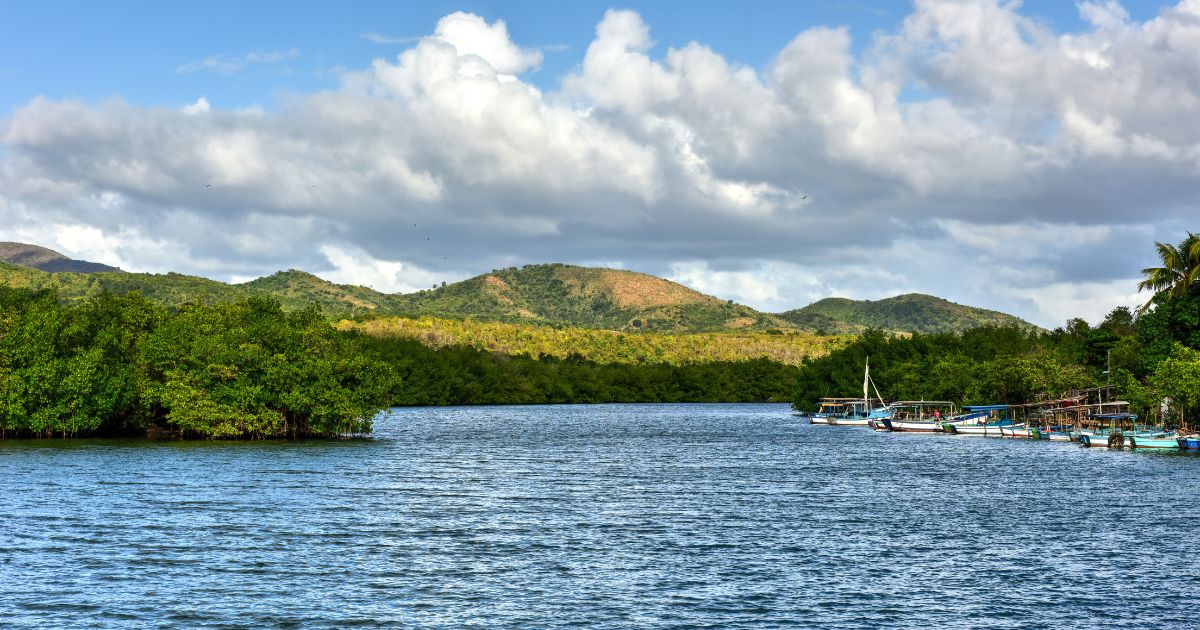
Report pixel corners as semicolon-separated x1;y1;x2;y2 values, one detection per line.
780;293;1037;334
0;242;122;274
0;242;1037;334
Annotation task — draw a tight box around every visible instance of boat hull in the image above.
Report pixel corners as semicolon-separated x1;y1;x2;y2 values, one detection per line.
942;423;1008;437
1000;426;1035;438
888;420;942;433
1127;435;1180;450
827;417;870;426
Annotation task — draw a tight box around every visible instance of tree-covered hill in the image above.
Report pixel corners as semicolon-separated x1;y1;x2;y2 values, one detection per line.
0;243;1039;335
779;293;1037;334
388;263;797;332
342;316;847;367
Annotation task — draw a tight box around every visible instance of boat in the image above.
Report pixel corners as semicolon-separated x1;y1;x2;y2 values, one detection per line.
1177;435;1200;450
1078;413;1141;448
940;405;1013;436
810;398;859;425
824;358;891;426
1126;430;1180;450
875;401;957;432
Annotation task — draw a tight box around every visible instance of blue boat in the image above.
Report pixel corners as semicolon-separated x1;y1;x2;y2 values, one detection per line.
1177;435;1200;450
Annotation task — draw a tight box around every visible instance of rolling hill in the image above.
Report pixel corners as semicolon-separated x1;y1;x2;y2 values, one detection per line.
0;242;121;273
388;264;795;332
0;242;1037;335
779;293;1036;334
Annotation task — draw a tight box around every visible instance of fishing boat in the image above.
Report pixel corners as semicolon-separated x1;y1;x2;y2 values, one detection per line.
1126;429;1180;450
876;401;957;432
826;357;890;426
1078;413;1140;448
1176;435;1200;450
940;405;1013;436
810;398;859;425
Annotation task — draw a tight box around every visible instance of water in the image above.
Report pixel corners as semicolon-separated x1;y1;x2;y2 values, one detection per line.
2;403;1198;628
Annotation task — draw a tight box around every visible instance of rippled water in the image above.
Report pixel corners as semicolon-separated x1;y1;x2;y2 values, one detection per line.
2;403;1198;628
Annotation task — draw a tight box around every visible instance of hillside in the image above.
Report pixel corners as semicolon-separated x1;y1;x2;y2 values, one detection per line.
388;263;795;332
0;242;121;273
342;316;847;367
779;293;1036;334
240;270;393;316
0;242;1036;335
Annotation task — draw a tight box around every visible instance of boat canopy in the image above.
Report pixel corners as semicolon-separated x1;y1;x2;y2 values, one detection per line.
963;404;1009;411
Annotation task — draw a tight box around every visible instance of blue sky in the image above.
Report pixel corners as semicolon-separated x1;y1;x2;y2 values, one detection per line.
0;1;1194;327
2;0;1148;114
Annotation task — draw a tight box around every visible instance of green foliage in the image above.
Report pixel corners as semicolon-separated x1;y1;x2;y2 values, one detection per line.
365;336;801;405
779;293;1037;335
342;316;846;367
792;326;1092;410
1137;232;1200;313
0;288;390;438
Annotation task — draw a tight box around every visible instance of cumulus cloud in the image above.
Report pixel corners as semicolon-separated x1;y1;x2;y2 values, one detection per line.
4;3;1200;327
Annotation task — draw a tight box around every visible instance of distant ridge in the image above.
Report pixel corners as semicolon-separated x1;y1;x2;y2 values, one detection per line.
778;293;1037;334
389;263;795;332
0;242;121;273
0;241;1036;334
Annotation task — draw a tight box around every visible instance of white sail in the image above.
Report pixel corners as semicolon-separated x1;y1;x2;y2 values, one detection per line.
863;356;869;405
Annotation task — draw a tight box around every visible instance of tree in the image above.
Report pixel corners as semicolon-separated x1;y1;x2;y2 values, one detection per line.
1137;232;1200;313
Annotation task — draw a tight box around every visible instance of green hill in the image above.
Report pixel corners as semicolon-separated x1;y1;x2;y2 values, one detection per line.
779;293;1036;334
0;243;1036;335
387;263;794;332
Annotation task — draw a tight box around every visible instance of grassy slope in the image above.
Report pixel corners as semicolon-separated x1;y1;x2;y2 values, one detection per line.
0;262;379;319
342;316;848;367
389;263;796;332
779;293;1036;334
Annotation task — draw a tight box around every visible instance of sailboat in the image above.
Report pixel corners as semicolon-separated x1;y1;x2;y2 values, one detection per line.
830;357;890;426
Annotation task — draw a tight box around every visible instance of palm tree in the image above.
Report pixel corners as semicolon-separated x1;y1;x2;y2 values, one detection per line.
1138;232;1200;313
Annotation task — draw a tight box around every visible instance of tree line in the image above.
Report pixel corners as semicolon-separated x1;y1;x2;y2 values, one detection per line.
793;232;1200;426
0;288;392;439
0;287;802;438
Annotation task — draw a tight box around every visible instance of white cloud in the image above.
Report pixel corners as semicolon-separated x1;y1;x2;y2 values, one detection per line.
3;4;1199;327
429;12;542;76
175;48;300;75
318;244;451;293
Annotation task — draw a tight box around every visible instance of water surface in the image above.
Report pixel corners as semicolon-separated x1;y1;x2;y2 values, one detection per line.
2;404;1197;628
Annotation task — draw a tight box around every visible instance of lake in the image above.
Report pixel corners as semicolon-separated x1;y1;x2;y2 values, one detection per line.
2;403;1198;628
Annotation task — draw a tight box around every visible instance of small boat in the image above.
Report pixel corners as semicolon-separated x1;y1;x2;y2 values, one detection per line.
810;398;860;425
939;405;1013;436
877;401;957;432
1177;435;1200;450
825;359;889;427
1000;424;1037;438
1126;431;1180;450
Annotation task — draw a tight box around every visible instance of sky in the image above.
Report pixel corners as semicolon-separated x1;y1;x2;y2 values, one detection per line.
0;0;1195;328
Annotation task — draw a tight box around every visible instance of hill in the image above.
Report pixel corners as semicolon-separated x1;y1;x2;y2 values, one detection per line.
0;241;1036;335
778;293;1036;334
388;263;795;332
342;316;847;367
0;242;121;273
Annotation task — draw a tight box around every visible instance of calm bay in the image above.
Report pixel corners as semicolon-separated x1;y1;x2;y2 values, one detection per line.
2;403;1197;628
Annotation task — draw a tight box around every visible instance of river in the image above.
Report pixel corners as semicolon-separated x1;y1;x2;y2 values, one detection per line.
2;403;1197;628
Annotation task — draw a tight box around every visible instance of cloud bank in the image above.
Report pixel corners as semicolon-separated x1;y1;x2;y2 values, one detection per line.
4;1;1200;327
